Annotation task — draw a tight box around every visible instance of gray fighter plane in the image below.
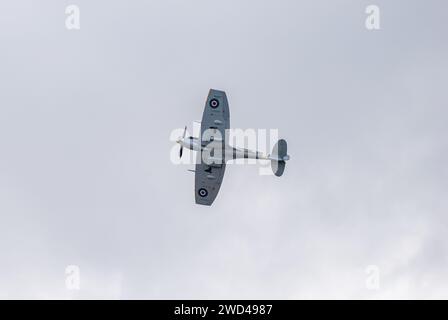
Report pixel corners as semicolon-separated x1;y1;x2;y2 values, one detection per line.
176;89;290;206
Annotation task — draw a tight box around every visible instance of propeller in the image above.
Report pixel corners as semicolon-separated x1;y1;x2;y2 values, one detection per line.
179;126;187;158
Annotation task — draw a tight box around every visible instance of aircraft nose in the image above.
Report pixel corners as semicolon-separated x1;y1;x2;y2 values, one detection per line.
176;137;183;144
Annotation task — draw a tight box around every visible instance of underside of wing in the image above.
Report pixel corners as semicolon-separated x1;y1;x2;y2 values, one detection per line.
200;89;230;143
194;89;230;206
195;159;226;206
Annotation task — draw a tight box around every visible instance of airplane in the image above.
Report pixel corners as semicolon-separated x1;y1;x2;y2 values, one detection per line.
176;89;290;206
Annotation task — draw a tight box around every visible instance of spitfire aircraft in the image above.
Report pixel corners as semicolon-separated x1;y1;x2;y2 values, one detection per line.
176;89;290;206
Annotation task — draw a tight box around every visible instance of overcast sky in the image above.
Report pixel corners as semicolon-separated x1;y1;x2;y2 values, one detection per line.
1;0;447;299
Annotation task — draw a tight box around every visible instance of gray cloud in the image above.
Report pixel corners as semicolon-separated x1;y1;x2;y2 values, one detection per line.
0;0;447;299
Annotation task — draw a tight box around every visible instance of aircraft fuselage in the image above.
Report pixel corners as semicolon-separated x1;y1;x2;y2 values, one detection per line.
176;136;268;162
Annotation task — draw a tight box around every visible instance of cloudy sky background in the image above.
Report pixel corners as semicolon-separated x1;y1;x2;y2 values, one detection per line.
0;0;447;299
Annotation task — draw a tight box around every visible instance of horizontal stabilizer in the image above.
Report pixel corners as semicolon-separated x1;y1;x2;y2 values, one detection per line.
271;160;286;177
270;139;288;177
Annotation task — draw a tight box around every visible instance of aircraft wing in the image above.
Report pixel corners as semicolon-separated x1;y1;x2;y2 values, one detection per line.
195;89;230;206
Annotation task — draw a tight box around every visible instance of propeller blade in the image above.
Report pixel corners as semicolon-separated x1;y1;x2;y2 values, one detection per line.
179;125;186;158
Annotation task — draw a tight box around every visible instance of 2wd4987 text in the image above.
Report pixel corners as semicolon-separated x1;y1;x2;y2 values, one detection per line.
218;305;272;315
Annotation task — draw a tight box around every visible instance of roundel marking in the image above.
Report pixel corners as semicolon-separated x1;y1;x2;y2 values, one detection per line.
198;188;208;197
209;99;219;109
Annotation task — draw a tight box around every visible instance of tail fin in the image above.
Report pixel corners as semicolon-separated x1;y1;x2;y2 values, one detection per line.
270;139;289;177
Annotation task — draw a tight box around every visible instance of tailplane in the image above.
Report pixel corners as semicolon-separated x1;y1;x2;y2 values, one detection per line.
269;139;289;177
